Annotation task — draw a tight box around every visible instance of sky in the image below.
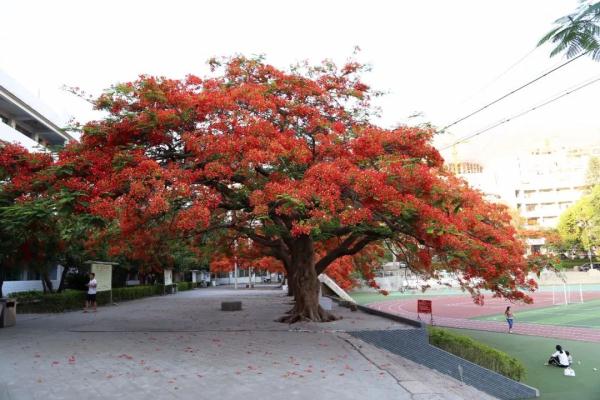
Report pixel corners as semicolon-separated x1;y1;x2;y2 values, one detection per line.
1;0;598;162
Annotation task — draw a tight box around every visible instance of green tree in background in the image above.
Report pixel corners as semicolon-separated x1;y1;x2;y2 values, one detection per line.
538;1;600;60
586;156;600;187
557;185;600;259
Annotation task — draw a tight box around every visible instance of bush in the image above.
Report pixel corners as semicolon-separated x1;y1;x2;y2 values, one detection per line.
15;290;87;313
177;282;195;291
9;290;43;301
428;327;526;381
112;285;163;302
14;285;165;313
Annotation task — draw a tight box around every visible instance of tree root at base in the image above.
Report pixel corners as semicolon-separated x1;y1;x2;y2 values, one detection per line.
276;305;340;323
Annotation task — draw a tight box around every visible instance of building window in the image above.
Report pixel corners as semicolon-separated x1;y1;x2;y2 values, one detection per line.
26;269;41;280
531;245;542;254
524;190;536;198
558;202;572;210
527;218;539;226
543;217;557;225
526;204;537;212
4;269;23;281
447;162;483;174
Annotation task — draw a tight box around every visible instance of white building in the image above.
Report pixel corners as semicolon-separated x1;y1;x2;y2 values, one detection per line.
1;69;73;295
446;160;504;202
0;69;73;150
444;142;599;254
3;266;65;295
513;145;599;229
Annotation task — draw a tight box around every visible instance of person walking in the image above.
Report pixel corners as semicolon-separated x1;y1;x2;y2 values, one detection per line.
84;272;97;313
504;306;514;333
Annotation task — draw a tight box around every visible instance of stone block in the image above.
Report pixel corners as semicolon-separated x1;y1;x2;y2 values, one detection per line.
221;301;242;311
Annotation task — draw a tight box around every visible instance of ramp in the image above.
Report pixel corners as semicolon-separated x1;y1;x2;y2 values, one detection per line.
318;273;356;304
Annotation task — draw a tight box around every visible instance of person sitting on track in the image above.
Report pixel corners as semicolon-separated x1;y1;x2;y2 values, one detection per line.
547;345;570;368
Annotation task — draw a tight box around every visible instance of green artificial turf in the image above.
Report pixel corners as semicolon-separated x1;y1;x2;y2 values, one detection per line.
444;328;600;400
475;298;600;329
349;288;465;305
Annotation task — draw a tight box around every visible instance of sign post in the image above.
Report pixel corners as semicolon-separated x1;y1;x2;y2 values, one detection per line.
85;261;119;305
417;299;434;325
164;269;173;294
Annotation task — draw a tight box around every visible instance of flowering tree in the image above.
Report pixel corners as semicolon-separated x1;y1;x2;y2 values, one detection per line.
0;142;107;295
5;57;538;321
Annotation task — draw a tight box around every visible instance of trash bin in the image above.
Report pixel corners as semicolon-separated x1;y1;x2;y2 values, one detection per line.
0;298;17;328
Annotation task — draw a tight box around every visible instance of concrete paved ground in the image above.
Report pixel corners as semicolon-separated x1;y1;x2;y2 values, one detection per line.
0;287;495;400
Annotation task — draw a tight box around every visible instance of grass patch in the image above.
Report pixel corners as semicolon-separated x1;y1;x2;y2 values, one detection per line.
443;328;600;400
475;298;600;329
350;288;465;305
428;326;525;381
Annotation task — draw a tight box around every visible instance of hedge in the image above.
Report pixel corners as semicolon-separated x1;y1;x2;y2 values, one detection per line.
176;282;196;291
428;327;526;381
112;285;164;302
14;285;169;313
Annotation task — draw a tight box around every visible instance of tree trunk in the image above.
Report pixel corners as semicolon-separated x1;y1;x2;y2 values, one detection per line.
0;268;4;298
277;235;338;323
41;271;54;293
286;272;294;297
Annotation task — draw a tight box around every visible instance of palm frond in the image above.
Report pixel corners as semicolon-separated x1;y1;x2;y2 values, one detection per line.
538;1;600;60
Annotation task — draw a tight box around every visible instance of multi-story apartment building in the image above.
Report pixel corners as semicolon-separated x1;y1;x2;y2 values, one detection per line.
1;69;74;294
514;146;599;229
446;160;503;202
445;143;599;253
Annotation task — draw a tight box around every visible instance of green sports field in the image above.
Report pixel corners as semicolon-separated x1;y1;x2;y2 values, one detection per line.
349;288;464;305
475;298;600;328
445;328;600;400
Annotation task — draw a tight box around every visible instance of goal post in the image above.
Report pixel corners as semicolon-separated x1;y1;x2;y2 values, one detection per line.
552;283;584;305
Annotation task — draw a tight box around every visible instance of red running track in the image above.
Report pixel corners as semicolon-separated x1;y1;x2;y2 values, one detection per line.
368;292;600;343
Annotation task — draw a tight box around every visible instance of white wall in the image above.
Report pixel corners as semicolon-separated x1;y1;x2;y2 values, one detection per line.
3;265;65;295
4;279;62;295
0;120;42;151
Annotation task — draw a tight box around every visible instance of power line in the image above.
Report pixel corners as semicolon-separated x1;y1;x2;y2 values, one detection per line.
458;47;538;105
440;50;591;132
440;75;600;150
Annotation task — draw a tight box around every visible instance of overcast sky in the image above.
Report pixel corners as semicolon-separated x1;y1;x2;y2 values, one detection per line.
1;0;598;161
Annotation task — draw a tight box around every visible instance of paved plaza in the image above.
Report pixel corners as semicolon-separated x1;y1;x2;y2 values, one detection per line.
0;288;494;400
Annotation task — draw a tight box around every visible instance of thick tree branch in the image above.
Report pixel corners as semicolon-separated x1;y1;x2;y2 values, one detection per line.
315;233;376;275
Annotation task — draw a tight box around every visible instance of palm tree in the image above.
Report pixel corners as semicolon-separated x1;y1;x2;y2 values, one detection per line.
538;1;600;61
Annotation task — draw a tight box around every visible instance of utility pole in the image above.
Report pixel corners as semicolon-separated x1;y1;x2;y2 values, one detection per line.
234;239;238;290
234;260;238;289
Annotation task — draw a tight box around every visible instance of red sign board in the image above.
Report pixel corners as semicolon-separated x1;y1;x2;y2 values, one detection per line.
417;299;432;314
